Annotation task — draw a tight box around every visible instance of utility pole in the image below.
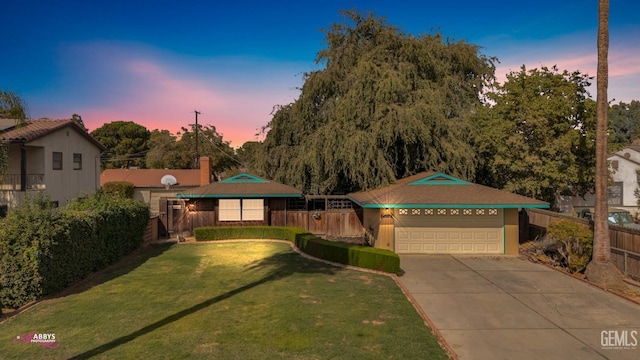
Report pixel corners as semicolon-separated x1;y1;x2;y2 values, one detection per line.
194;110;201;168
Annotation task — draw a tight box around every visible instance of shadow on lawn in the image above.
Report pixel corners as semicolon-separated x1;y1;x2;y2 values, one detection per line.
69;246;339;359
1;243;176;321
51;242;176;300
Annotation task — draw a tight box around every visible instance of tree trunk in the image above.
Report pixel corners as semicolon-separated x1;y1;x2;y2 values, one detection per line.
586;0;624;286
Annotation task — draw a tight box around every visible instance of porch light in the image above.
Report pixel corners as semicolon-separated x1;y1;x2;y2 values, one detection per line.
381;208;392;218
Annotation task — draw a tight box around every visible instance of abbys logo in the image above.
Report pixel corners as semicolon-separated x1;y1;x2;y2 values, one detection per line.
601;330;638;350
12;331;60;349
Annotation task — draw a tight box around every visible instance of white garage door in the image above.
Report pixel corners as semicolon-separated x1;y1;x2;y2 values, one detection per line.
394;208;503;254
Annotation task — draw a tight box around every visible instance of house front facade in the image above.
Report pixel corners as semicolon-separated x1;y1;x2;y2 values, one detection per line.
0;119;105;211
176;173;303;230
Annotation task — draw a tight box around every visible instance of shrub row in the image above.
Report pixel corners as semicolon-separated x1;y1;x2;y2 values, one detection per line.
194;226;401;273
0;192;149;308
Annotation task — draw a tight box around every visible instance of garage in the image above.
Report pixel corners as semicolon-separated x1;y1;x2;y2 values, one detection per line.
348;172;549;255
394;208;503;254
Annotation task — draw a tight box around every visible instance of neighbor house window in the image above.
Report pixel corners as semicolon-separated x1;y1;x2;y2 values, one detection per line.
607;182;623;206
73;153;82;170
52;152;63;170
218;199;264;221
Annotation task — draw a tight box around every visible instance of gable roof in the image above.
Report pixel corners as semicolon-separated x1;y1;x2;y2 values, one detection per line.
101;169;202;188
347;172;549;209
177;173;302;198
0;118;106;150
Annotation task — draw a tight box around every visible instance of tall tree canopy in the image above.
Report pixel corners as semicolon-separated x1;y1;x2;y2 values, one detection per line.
257;10;496;194
91;121;151;169
0;89;27;120
474;65;596;207
608;100;640;151
145;124;239;179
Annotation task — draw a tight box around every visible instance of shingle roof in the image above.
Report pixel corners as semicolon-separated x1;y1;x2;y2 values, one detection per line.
177;173;302;198
347;172;549;209
0;118;106;150
101;169;202;188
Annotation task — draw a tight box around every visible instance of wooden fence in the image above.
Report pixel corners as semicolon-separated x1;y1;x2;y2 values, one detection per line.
525;208;640;281
270;209;363;237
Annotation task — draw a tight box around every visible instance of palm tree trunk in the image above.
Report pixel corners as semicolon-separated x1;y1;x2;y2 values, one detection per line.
586;0;626;286
593;0;610;264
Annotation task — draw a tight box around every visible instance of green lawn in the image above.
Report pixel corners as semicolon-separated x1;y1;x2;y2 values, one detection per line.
0;241;448;359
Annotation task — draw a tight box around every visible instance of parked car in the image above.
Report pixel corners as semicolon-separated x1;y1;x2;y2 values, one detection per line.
577;208;640;229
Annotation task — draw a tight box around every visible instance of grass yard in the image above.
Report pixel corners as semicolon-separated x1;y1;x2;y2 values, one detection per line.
0;241;448;359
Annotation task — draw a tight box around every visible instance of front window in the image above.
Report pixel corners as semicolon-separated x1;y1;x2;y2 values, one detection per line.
219;199;241;221
218;199;264;221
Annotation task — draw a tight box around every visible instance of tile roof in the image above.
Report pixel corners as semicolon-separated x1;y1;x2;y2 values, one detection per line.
347;172;549;208
177;173;302;198
0;118;105;150
101;169;202;188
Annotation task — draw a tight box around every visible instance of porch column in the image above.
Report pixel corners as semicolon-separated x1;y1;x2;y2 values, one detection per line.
20;143;26;191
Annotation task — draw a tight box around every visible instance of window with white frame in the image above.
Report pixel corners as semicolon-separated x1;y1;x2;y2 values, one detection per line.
218;199;264;221
242;199;264;221
219;199;241;221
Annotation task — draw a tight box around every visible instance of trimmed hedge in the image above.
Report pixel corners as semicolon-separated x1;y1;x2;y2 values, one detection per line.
0;192;149;308
194;226;401;273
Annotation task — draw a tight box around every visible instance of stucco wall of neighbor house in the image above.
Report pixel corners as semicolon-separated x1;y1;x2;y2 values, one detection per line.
504;208;520;255
363;208;394;250
27;127;102;206
611;156;639;209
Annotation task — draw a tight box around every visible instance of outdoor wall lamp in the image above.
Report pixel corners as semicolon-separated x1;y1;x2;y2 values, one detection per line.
381;208;392;218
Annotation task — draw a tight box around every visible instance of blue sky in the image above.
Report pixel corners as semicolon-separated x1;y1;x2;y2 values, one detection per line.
3;0;639;146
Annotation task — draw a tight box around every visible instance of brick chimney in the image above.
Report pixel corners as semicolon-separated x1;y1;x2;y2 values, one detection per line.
199;157;211;186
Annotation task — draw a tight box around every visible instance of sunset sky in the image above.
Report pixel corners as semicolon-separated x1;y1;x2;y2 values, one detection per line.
3;1;639;147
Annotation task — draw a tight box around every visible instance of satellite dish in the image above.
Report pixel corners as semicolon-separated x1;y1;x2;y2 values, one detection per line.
161;174;178;189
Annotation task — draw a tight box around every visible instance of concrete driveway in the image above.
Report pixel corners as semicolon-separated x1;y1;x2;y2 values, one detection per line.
397;255;640;360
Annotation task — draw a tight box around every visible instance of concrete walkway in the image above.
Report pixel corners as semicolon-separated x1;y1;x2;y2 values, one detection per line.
398;255;640;360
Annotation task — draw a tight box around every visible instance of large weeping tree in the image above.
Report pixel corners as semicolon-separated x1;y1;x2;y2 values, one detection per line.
586;0;624;285
257;10;496;194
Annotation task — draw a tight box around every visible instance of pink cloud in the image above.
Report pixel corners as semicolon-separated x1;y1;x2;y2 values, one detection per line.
57;42;305;147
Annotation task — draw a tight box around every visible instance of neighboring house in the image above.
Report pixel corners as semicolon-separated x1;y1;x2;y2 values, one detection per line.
557;145;640;216
347;172;549;255
606;146;640;215
176;173;302;229
0;119;106;212
100;157;213;215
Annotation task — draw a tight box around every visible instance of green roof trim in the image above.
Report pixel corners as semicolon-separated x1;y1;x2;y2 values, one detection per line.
347;198;549;209
220;173;268;184
177;193;302;199
409;173;471;185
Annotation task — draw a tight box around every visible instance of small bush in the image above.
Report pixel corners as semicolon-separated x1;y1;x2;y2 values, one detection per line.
546;219;593;273
194;226;400;273
102;181;135;199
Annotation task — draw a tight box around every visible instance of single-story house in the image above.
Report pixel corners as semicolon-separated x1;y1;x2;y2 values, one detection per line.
100;157;213;215
176;173;303;226
347;172;549;255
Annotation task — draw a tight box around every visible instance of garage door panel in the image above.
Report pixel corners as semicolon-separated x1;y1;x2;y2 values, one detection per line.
395;226;503;254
